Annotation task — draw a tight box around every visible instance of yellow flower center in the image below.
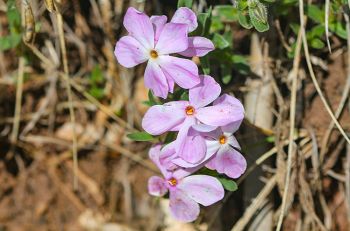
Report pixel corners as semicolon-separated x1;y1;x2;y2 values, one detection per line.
219;135;227;144
168;178;177;186
150;50;158;59
185;106;195;115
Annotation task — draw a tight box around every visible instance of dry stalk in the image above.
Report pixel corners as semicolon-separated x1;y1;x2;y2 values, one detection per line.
54;1;79;190
275;13;304;231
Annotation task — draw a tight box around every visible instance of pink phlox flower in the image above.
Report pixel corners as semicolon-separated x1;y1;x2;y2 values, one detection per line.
166;95;246;179
114;7;201;98
142;75;244;164
155;7;215;57
147;144;224;222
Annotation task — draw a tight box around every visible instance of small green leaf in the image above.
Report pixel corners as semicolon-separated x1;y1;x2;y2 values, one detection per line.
214;5;238;22
249;1;269;32
200;56;210;75
305;4;324;24
249;1;268;24
310;38;325;49
89;87;105;99
212;33;230;49
90;65;104;84
127;132;154;141
177;0;193;8
218;178;238;191
238;10;253;29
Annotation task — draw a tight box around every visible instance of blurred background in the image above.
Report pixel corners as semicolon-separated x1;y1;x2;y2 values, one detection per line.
0;0;350;230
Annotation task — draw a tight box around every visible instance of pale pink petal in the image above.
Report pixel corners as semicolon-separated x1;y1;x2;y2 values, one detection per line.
175;117;196;157
178;135;206;164
148;144;170;177
191;124;217;132
155;23;189;54
160;142;178;170
114;36;148;68
172;166;202;179
227;135;241;150
214;146;247;179
177;175;224;206
142;101;188;135
205;156;217;170
214;94;245;112
169;189;200;222
123;7;154;49
150;15;167;44
179;37;215;57
166;75;175;93
172;139;218;168
159;56;200;89
221;120;243;133
196;103;244;126
201;128;222;139
189;75;221;108
171;7;198;32
144;61;169;99
148;176;168;196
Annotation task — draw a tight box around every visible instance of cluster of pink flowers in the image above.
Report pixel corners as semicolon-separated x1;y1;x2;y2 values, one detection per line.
115;7;247;222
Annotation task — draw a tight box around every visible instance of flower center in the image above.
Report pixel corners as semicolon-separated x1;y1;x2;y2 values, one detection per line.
167;178;177;186
219;135;227;144
185;106;195;115
150;50;158;59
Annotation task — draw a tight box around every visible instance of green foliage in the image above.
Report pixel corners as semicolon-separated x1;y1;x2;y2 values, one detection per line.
218;177;238;191
88;65;105;99
0;0;22;51
127;132;155;142
177;0;193;8
143;90;159;106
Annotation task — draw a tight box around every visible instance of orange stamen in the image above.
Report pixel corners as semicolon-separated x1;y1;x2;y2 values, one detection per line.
185;106;195;115
150;50;158;59
168;178;177;186
219;135;227;144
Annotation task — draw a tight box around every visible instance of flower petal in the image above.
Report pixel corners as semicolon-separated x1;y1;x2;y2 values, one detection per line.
169;189;200;222
114;36;148;68
148;144;170;177
191;123;217;132
160;142;178;171
214;146;247;179
172;139;219;168
159;56;200;89
178;135;206;164
144;61;169;99
227;135;241;150
189;75;221;108
179;37;215;57
214;94;245;111
142;101;188;135
123;7;154;49
150;15;167;44
177;175;224;206
171;7;198;32
148;176;168;196
155;23;189;55
196;103;244;126
221;120;243;134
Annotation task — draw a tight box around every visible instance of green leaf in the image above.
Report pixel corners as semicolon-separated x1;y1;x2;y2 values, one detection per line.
221;65;232;84
196;7;212;37
90;65;104;84
305;4;324;23
177;0;193;8
238;10;253;29
214;5;238;22
0;34;21;51
249;2;269;32
329;22;347;39
218;177;238;191
200;56;210;75
212;33;230;49
88;87;105;99
310;38;325;49
127;132;154;141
